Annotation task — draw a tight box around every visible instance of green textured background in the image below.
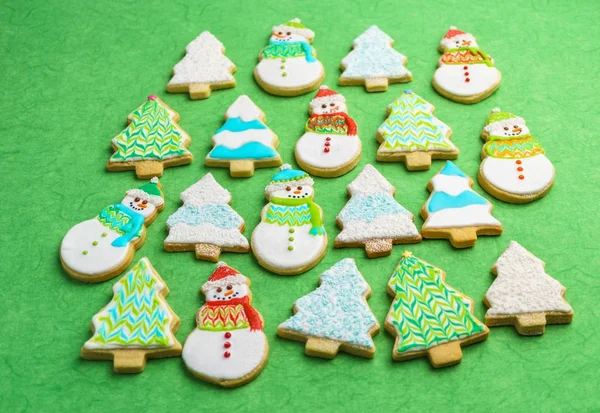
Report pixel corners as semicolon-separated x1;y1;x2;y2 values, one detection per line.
2;0;599;411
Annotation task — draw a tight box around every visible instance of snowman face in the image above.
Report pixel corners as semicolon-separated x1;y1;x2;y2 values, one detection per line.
441;34;478;51
207;283;248;302
311;97;347;115
270;31;306;43
486;119;530;138
270;183;314;200
121;195;156;218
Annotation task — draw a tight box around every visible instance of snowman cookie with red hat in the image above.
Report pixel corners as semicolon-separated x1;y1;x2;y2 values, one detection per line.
433;26;501;104
182;261;268;388
295;86;361;177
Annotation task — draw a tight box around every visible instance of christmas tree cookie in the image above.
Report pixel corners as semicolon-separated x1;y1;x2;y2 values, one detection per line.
433;26;501;104
205;95;282;177
295;86;361;177
385;251;489;368
377;90;458;171
107;95;192;178
278;259;380;359
421;161;502;248
81;258;182;373
339;25;412;92
60;178;164;283
484;241;573;335
479;108;555;203
254;18;325;96
182;262;268;388
164;174;249;261
335;164;421;258
251;164;327;275
167;31;236;99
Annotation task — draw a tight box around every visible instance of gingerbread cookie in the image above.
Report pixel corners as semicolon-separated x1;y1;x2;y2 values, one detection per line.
278;259;379;358
421;161;502;248
167;31;236;99
81;258;182;373
60;178;164;283
164;173;249;261
385;251;489;368
254;18;325;96
251;164;327;275
479;108;555;203
339;25;412;92
433;26;501;104
335;164;421;257
295;86;361;177
377;90;458;171
484;241;573;335
107;95;192;178
205;95;282;177
182;262;268;388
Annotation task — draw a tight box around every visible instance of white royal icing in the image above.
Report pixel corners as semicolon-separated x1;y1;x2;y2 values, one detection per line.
165;222;249;248
256;58;323;89
212;129;276;151
225;95;263;122
481;155;554;195
433;64;500;97
181;173;231;204
168;31;235;86
485;241;573;315
295;131;361;169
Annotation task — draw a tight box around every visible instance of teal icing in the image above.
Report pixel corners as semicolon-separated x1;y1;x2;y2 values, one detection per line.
439;161;466;177
338;193;408;223
428;191;487;213
209;141;277;160
271;167;308;182
166;204;242;229
215;117;266;134
278;259;377;348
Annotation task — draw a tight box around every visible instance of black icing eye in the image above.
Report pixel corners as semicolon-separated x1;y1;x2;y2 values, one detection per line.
226;285;233;290
134;197;140;202
278;31;282;35
142;200;148;205
217;287;222;293
286;31;291;35
286;186;291;191
321;104;326;108
503;127;509;131
330;103;335;107
297;186;302;190
514;125;518;128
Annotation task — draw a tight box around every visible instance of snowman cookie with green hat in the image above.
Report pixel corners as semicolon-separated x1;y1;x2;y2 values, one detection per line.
254;18;325;96
251;164;327;275
60;177;164;283
479;108;554;203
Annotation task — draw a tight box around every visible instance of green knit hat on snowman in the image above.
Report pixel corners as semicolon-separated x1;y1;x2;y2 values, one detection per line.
484;108;526;134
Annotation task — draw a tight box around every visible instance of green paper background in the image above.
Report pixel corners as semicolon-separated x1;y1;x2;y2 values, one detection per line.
2;0;599;411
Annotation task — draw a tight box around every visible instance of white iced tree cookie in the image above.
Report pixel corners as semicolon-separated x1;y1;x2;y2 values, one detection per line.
254;18;325;96
167;31;236;99
81;258;182;373
479;108;555;203
205;95;282;177
432;26;501;104
376;90;458;171
251;164;327;275
421;161;502;248
164;173;249;261
60;178;164;283
335;164;421;257
484;241;573;336
295;86;361;177
278;259;380;359
182;261;268;388
339;25;412;92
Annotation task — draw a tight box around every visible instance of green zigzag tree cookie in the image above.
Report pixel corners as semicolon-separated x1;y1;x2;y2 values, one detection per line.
385;251;488;368
376;90;458;171
81;257;182;373
107;95;193;179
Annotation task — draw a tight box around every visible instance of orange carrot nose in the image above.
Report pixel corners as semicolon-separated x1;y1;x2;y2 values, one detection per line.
272;32;285;38
462;40;471;46
137;203;147;209
513;127;522;133
332;106;339;111
224;290;234;296
293;190;301;194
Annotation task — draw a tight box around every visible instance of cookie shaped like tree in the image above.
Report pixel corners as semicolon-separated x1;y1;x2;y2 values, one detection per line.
107;95;192;178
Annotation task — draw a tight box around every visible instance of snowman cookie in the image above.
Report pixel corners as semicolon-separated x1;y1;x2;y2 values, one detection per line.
254;18;325;96
60;178;164;283
479;108;554;203
182;261;268;388
295;86;361;177
251;164;327;275
433;26;501;104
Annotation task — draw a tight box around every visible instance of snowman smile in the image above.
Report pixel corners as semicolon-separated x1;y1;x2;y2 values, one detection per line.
288;192;309;199
128;201;145;211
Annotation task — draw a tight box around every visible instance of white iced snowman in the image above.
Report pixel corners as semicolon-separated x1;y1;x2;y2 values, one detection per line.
182;261;268;387
433;26;501;101
251;164;327;275
254;18;324;96
479;108;554;201
60;178;164;280
295;86;361;177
